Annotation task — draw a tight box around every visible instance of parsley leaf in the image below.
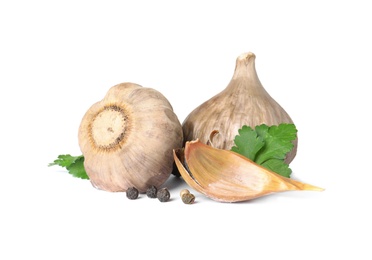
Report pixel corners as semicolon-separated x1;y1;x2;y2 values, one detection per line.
231;123;297;177
261;158;291;178
48;154;89;180
254;124;297;165
231;125;265;161
48;154;81;168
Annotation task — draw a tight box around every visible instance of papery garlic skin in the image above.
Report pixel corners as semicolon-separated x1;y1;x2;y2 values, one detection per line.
173;140;323;203
182;52;297;164
79;83;183;192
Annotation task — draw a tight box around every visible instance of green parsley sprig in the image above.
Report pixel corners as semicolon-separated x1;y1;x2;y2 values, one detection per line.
231;123;297;177
48;154;88;179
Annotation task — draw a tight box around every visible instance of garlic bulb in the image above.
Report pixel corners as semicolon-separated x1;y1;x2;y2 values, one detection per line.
78;82;183;192
182;52;297;164
174;140;323;202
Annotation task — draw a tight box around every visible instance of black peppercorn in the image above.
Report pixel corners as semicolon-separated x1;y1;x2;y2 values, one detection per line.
157;187;170;202
146;185;157;198
126;187;139;200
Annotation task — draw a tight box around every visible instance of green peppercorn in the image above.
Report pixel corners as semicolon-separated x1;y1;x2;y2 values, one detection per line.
146;185;157;198
126;187;139;200
157;188;170;202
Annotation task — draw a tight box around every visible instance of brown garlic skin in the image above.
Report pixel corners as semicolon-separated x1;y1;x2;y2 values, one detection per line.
182;52;297;164
78;82;183;193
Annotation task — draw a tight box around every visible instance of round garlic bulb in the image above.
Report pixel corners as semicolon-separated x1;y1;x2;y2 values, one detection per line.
182;52;297;164
78;82;183;192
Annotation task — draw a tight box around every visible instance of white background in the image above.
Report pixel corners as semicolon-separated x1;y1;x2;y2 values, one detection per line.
1;1;371;259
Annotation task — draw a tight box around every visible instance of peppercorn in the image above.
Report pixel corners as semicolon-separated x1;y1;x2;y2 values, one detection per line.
157;187;170;202
180;189;195;204
146;185;157;198
126;187;139;200
182;193;195;204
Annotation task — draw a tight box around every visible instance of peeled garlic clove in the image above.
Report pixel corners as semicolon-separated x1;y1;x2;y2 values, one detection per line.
182;52;297;164
173;140;323;202
79;82;183;192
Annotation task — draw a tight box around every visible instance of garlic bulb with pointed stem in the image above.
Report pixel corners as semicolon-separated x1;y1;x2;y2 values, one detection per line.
182;52;297;164
78;82;183;192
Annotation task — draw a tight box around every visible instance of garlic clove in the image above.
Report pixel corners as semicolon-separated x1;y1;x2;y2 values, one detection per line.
79;82;183;192
173;140;323;203
182;52;297;164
